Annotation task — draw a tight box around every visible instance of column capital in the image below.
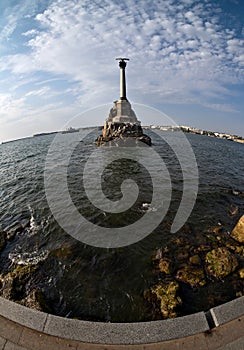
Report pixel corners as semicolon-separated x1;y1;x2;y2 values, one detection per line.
116;57;130;69
115;58;129;100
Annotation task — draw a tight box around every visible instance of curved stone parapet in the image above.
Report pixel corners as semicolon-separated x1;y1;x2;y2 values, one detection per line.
0;296;244;347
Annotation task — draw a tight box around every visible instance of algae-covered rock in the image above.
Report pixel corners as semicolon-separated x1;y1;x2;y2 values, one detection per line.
0;231;6;252
49;243;75;259
238;268;244;279
225;242;244;256
205;247;238;279
231;215;244;243
208;224;223;234
20;288;52;313
176;265;206;287
0;264;37;300
189;254;201;266
144;281;182;318
158;258;173;275
194;245;211;253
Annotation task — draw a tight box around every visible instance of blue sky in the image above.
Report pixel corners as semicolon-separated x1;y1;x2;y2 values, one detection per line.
0;0;243;142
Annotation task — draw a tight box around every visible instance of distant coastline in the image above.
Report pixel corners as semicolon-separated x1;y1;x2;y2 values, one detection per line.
1;125;243;144
144;125;244;144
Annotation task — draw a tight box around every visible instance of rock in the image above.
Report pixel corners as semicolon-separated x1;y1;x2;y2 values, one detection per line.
205;247;238;279
172;237;188;246
153;248;163;260
194;245;211;253
137;134;152;146
189;254;201;266
0;231;6;252
144;281;182;318
225;243;244;256
176;265;206;287
238;268;244;279
228;204;239;217
19;288;52;313
158;258;173;274
6;231;16;241
153;247;169;261
231;215;244;243
96;122;151;146
208;223;223;234
0;264;37;300
49;244;75;259
177;249;189;260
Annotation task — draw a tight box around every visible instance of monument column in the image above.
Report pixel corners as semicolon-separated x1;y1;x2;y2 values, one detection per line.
116;58;129;100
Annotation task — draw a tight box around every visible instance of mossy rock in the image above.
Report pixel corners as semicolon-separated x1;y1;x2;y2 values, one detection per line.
176;265;206;287
238;268;244;279
19;288;52;313
10;264;37;281
189;254;201;266
205;247;238;279
225;243;244;256
0;264;37;300
49;243;75;260
144;281;182;318
158;258;173;274
207;224;223;234
231;215;244;243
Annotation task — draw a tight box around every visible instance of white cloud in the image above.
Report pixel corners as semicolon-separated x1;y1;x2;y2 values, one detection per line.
25;0;243;91
25;86;50;97
0;15;17;43
0;0;42;45
203;103;238;113
0;93;27;120
22;29;39;37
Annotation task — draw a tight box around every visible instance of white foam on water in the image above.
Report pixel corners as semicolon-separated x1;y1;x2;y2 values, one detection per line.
8;249;49;265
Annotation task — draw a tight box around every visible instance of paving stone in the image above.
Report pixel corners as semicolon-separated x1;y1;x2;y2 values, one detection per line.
216;336;244;350
76;345;131;350
173;333;208;350
205;316;244;350
0;337;6;350
4;341;26;350
19;328;78;350
75;336;208;350
0;316;23;344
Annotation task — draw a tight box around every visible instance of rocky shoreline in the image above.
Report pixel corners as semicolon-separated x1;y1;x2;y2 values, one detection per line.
0;214;243;320
144;215;244;319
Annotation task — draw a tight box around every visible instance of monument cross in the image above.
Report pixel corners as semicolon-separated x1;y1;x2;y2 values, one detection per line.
116;58;129;100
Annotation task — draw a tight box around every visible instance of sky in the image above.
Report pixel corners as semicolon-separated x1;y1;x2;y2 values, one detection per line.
0;0;243;142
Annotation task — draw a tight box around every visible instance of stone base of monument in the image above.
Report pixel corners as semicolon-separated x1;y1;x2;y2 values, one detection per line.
95;122;151;146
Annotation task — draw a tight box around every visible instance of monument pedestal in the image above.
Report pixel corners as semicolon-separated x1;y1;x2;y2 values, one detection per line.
96;121;151;146
95;99;151;146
